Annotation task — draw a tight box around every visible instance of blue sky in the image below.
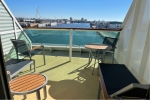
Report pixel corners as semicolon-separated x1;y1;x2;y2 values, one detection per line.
5;0;132;21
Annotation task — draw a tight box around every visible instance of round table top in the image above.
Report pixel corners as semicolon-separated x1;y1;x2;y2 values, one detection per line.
9;73;47;94
85;44;112;50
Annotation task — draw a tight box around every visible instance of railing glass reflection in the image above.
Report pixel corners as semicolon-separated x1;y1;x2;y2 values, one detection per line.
24;29;120;47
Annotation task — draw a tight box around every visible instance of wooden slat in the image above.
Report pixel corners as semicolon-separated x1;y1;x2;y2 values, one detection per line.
10;76;44;88
99;65;109;100
13;79;45;92
10;74;43;86
9;75;41;86
10;75;45;90
9;74;46;92
30;46;42;51
18;80;45;92
85;44;112;50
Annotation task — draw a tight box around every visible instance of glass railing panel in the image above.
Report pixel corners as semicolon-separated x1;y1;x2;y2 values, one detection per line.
24;29;70;46
24;28;120;47
72;30;103;47
72;30;120;47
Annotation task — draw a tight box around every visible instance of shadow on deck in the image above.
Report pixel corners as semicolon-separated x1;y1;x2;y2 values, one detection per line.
13;50;115;100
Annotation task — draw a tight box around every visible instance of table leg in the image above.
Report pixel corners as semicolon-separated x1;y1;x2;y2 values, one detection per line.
36;90;41;100
43;86;47;99
23;95;27;99
88;50;93;64
92;58;96;75
30;65;32;71
11;94;14;100
102;50;106;63
33;60;36;72
88;50;90;61
85;50;93;68
92;57;97;75
97;66;99;76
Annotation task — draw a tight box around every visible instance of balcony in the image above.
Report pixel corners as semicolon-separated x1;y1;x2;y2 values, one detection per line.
0;0;149;99
8;28;120;99
2;28;120;99
12;50;115;100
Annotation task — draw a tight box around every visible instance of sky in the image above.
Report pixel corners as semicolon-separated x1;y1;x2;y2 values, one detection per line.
4;0;132;21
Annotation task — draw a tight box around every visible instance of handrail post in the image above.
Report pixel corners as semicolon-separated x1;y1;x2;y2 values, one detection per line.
13;19;17;39
69;29;73;61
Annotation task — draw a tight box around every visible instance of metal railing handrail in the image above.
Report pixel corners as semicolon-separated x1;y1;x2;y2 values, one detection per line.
23;27;122;32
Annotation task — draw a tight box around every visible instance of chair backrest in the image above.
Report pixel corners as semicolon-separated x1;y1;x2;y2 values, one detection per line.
11;39;31;58
103;37;118;48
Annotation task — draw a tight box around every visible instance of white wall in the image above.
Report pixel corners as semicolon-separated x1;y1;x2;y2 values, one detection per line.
116;0;150;84
0;0;31;60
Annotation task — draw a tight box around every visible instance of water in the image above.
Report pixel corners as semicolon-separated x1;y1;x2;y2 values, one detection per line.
24;29;104;47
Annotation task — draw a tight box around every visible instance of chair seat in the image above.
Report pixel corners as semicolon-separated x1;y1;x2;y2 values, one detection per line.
94;50;113;55
6;59;34;78
99;63;139;95
19;50;42;56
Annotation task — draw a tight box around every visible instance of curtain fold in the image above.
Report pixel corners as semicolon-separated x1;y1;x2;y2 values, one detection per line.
115;0;150;84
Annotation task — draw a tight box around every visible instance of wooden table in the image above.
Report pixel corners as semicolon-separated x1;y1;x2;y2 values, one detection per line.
85;44;112;74
9;73;48;100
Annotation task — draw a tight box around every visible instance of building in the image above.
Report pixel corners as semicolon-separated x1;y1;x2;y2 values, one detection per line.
23;18;35;23
107;21;122;29
70;17;72;22
81;17;84;22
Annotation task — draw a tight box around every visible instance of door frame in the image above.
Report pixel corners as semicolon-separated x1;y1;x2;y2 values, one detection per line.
0;36;11;99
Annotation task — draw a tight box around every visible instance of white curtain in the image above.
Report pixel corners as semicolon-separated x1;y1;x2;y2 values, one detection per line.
115;0;150;84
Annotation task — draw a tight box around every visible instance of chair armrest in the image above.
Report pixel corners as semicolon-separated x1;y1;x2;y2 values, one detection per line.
111;47;117;49
109;47;117;52
30;45;43;51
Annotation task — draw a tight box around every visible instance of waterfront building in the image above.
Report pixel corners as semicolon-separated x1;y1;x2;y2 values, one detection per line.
70;17;72;22
107;21;122;29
